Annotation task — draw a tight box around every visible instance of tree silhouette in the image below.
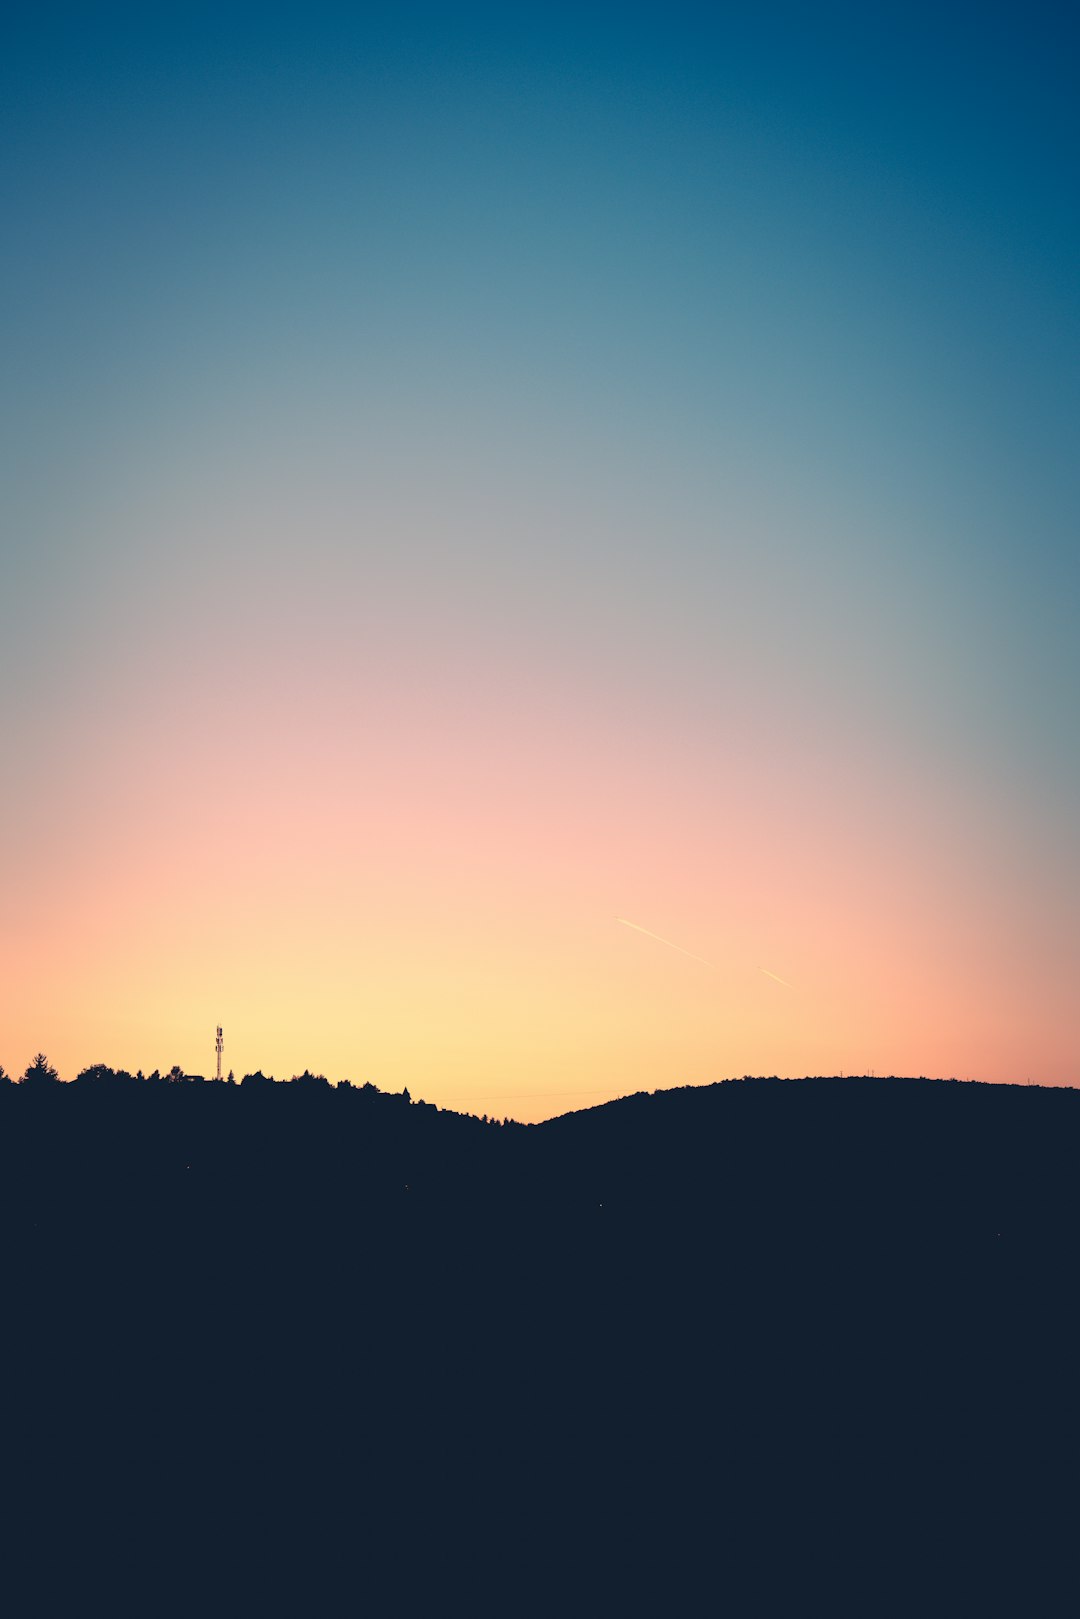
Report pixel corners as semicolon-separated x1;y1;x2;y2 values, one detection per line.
290;1070;330;1090
21;1053;59;1086
0;1064;10;1085
75;1063;136;1088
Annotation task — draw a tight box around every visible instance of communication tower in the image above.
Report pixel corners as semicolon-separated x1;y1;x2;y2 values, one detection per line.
215;1026;223;1082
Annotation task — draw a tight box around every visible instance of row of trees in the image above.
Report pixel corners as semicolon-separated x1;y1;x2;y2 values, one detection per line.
0;1057;520;1124
0;1056;339;1088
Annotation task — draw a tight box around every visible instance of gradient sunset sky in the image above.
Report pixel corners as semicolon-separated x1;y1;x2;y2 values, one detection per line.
3;4;1077;1116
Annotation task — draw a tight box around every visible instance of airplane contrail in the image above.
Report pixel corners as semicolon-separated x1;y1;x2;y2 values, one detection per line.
616;918;714;968
759;967;792;987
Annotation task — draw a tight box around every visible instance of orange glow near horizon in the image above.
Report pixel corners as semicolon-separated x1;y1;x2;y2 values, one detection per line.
3;587;1074;1121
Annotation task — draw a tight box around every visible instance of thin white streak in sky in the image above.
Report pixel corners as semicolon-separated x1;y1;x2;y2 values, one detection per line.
617;917;714;968
759;967;792;988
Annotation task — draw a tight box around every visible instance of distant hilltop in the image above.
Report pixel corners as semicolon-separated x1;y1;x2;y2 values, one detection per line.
2;1069;1078;1254
0;1055;1067;1110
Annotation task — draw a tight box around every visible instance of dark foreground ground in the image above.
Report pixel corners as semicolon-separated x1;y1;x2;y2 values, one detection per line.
3;1074;1077;1613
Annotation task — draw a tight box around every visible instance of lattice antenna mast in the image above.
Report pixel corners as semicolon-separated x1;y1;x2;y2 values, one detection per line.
215;1026;223;1082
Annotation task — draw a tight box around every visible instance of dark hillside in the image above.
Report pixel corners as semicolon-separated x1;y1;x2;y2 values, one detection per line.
2;1072;1076;1612
539;1075;1080;1244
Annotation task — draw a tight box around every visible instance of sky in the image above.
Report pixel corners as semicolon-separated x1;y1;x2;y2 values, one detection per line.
2;3;1077;1117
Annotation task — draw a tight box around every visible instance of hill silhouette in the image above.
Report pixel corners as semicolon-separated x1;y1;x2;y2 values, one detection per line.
3;1070;1076;1612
